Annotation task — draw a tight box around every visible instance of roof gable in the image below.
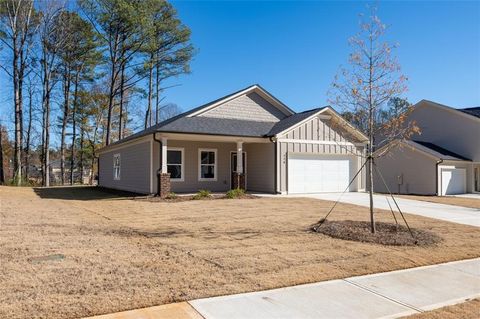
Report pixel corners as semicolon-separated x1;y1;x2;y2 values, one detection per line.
187;84;294;119
271;106;369;141
197;91;287;122
416;100;480;122
375;139;472;161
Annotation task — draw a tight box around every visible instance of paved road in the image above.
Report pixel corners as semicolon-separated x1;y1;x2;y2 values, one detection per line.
190;258;480;319
287;192;480;227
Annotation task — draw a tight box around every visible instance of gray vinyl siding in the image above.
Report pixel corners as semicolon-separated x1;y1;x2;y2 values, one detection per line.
99;139;152;194
198;92;287;122
409;102;480;161
276;115;366;193
166;140;237;193
244;143;275;193
373;146;437;195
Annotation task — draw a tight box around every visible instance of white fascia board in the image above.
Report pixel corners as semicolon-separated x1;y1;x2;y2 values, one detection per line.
278;139;365;147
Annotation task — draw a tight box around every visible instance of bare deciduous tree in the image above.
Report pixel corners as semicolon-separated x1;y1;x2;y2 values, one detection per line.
328;6;418;233
0;0;38;185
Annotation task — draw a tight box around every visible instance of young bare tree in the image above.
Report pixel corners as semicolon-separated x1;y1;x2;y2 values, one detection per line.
329;6;418;233
0;0;38;185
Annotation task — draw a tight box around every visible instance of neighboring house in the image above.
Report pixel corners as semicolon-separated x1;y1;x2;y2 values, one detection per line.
374;100;480;196
49;160;92;185
98;84;368;196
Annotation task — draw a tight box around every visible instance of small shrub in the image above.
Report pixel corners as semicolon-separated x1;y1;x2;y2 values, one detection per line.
193;189;211;200
226;188;245;199
165;192;177;200
6;177;35;187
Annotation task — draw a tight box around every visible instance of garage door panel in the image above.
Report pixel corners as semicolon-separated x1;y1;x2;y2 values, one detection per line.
288;155;356;194
441;168;466;195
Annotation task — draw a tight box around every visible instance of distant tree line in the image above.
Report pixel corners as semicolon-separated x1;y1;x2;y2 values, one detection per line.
0;0;194;186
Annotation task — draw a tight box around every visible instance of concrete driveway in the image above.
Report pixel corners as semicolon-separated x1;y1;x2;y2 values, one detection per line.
288;192;480;227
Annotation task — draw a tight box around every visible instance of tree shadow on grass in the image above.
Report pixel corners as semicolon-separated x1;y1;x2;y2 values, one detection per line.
33;186;143;201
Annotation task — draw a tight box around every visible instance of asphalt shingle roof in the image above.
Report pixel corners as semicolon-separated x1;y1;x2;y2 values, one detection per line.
409;140;471;161
459;107;480;119
159;117;277;137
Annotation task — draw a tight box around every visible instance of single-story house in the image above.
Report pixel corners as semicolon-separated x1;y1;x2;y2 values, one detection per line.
98;84;368;196
373;100;480;196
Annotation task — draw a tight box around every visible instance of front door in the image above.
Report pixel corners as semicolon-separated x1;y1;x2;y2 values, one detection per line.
231;152;246;189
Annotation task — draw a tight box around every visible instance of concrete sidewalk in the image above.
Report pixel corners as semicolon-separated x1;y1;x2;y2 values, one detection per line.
191;258;480;319
287;192;480;227
85;258;480;319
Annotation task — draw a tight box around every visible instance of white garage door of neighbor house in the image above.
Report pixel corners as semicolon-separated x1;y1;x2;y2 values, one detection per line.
288;154;355;194
441;168;466;195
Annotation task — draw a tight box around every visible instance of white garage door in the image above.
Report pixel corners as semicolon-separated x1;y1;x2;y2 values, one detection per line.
288;154;355;193
441;168;466;195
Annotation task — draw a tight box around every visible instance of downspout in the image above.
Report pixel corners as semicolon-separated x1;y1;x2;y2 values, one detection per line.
153;133;162;196
436;159;443;196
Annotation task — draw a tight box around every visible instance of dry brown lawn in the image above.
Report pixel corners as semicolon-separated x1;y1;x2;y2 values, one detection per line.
1;186;479;319
402;299;480;319
398;195;480;209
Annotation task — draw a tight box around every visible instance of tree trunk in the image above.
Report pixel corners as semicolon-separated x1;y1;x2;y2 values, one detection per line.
145;57;154;129
41;102;46;186
79;128;84;184
60;69;71;185
155;51;160;124
118;63;126;140
13;41;22;185
44;91;50;187
25;87;33;181
368;36;375;234
0;127;5;185
70;73;79;185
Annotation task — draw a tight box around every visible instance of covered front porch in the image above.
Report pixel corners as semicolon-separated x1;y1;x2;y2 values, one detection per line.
152;132;275;197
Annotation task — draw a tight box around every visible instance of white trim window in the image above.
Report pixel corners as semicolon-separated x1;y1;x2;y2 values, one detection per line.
113;154;121;180
198;149;217;181
167;148;184;181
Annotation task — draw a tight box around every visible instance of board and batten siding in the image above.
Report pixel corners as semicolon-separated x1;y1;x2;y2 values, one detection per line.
276;115;366;193
99;138;152;194
198;92;287;122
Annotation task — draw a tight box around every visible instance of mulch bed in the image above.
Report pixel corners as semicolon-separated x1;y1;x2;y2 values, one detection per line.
311;219;442;246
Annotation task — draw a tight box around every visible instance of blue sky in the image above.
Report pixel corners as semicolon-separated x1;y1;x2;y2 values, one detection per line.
164;0;480;113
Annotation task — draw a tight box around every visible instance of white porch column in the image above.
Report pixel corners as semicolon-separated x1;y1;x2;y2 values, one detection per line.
236;141;243;174
161;137;168;174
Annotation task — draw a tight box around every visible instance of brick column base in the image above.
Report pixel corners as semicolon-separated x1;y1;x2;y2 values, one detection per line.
158;173;171;198
232;173;245;190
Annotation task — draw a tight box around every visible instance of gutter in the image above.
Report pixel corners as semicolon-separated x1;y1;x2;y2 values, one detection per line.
152;133;163;196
